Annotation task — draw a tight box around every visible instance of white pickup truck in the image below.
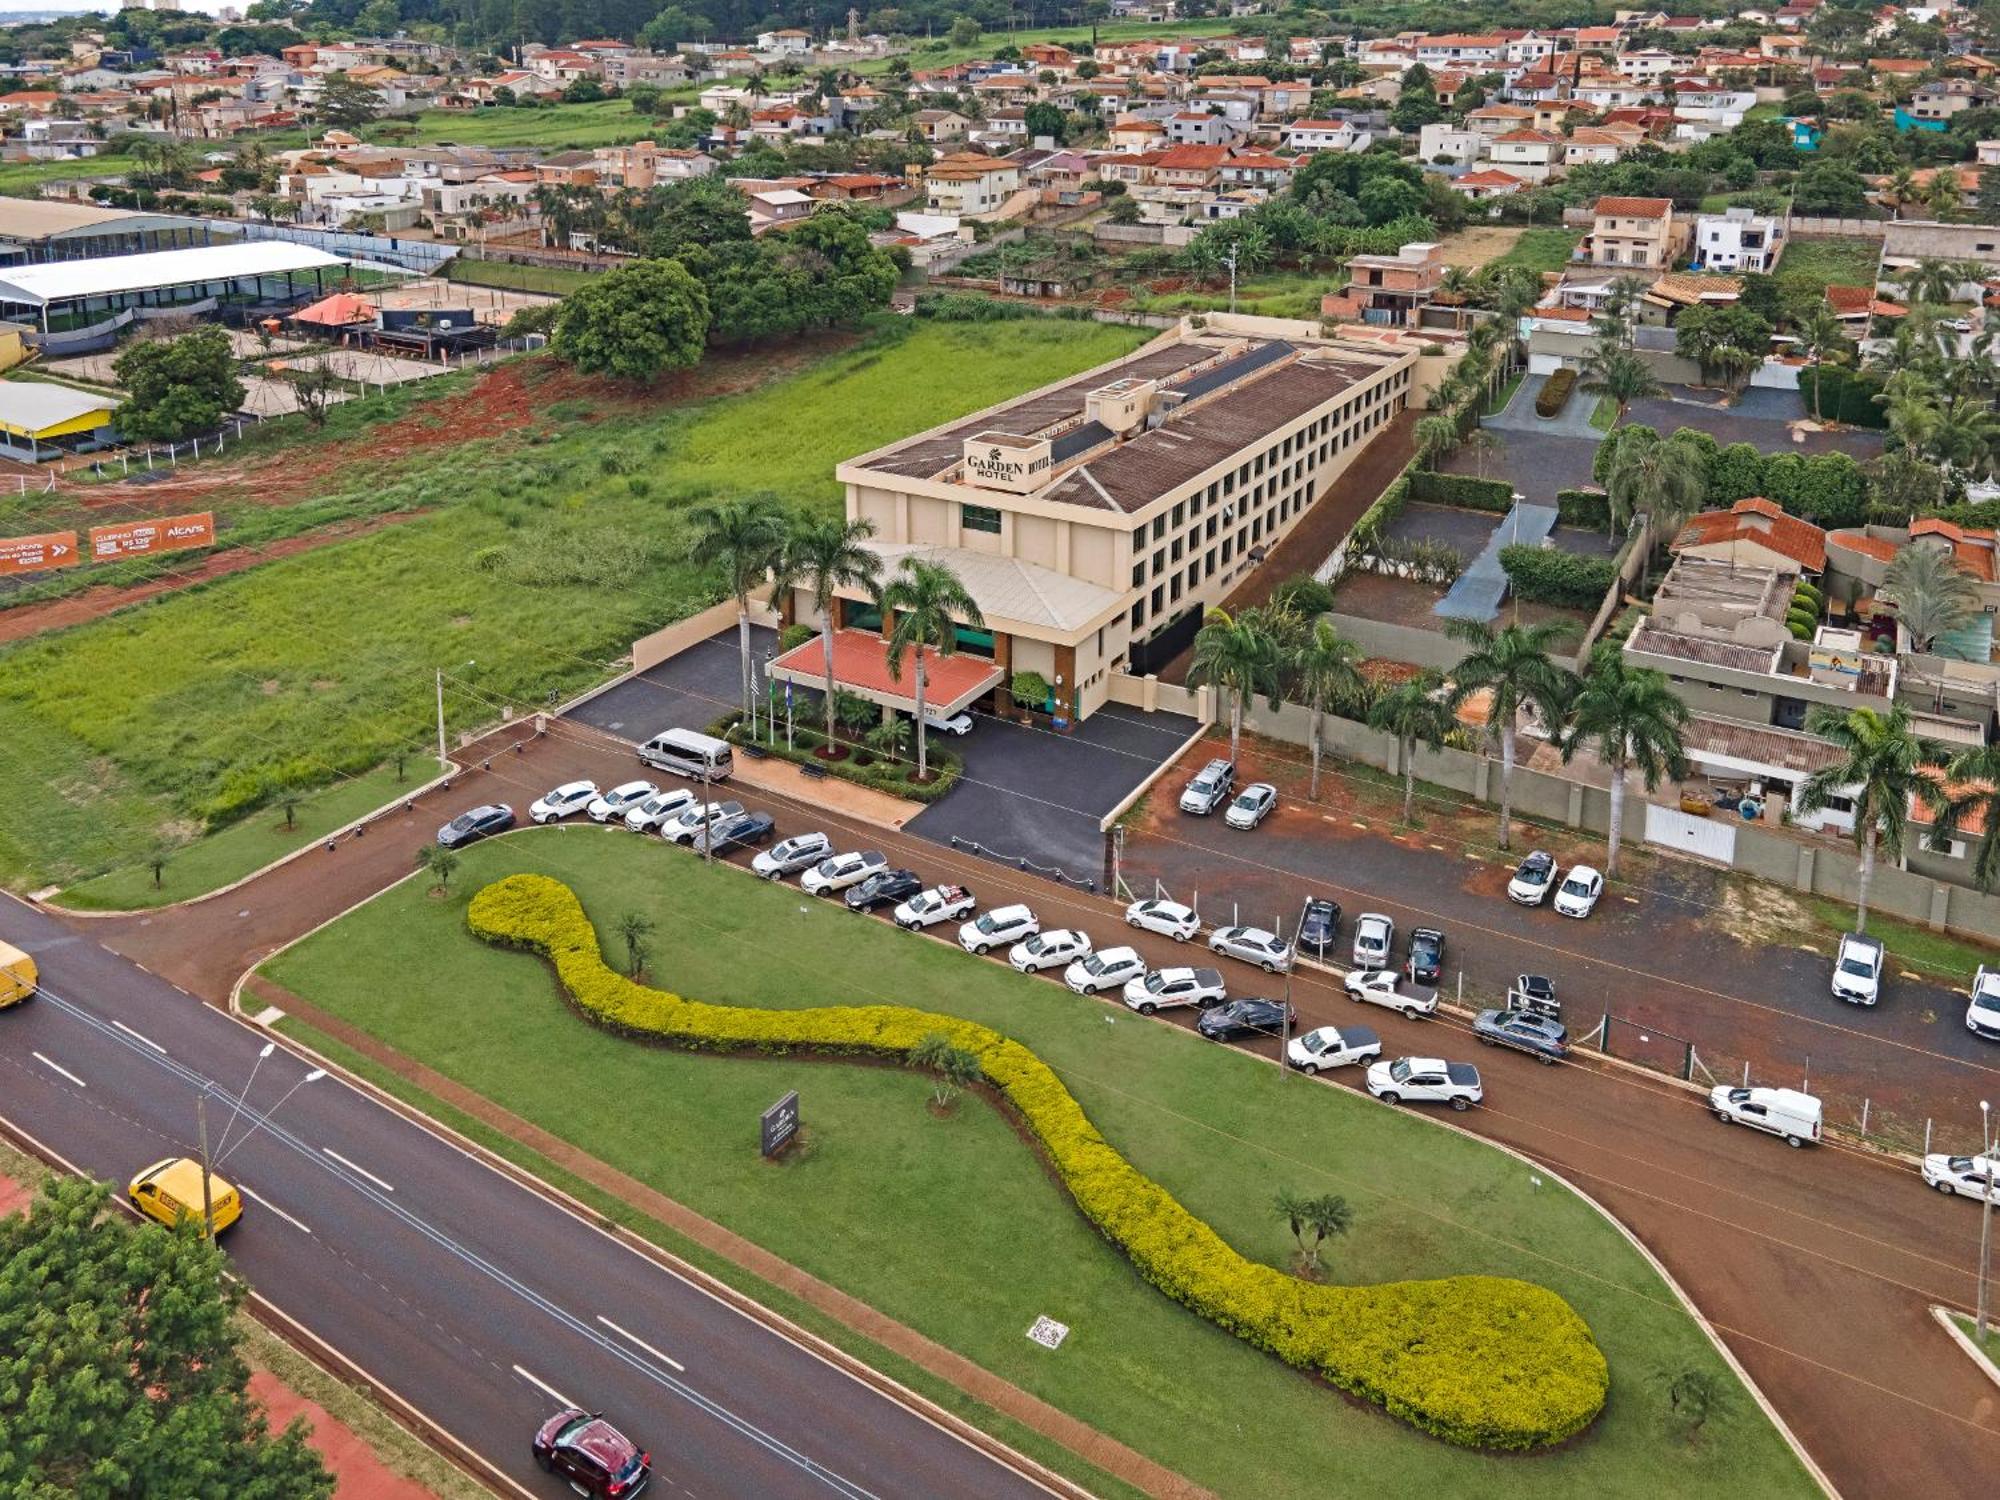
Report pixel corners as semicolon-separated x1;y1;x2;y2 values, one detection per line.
1343;967;1438;1019
1830;932;1884;1006
1365;1057;1482;1110
1969;967;2000;1042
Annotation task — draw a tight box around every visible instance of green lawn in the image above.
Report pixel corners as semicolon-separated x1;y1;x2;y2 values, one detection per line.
0;158;126;198
1590;395;1618;431
1132;267;1331;319
1804;897;1995;985
372;100;680;149
443;259;593;297
1775;236;1882;289
1948;1311;1999;1363
265;833;1817;1500
1488;228;1582;275
0;319;1146;893
1486;369;1527;416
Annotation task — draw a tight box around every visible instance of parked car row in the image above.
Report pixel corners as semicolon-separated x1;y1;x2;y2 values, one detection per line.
1506;850;1603;919
1177;758;1280;834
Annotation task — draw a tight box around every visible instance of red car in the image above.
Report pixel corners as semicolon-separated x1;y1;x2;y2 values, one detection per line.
532;1408;650;1497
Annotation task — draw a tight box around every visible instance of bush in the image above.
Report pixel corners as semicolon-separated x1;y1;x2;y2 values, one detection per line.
467;874;1611;1451
1347;462;1416;554
1269;574;1336;616
1498;546;1618;608
1786;607;1819;634
1556;489;1610;528
1366;536;1466;585
1792;582;1823;610
1594;423;1655;485
779;622;815;653
1408;471;1514;512
1535;368;1577;418
1010;670;1051;708
713;714;962;802
1799;366;1888;428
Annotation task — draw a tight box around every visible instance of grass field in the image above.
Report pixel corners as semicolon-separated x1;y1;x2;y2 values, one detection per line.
1591;395;1618;431
1133;267;1332;319
0;319;1147;892
370;100;682;149
0;158;126;197
264;833;1817;1500
1775;236;1882;289
443;259;592;297
1488;228;1582;275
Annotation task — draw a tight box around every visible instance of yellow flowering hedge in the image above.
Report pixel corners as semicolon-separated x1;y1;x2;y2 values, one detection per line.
469;873;1610;1450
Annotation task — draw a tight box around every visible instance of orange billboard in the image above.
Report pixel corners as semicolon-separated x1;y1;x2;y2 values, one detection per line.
0;531;78;577
88;512;216;562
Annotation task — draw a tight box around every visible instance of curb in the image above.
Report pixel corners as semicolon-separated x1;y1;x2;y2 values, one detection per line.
1931;1305;2000;1393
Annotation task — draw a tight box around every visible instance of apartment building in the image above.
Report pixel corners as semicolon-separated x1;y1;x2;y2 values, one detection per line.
923;152;1021;216
1332;242;1446;325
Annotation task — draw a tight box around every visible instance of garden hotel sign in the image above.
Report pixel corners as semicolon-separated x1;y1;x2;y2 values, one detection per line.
962;431;1050;494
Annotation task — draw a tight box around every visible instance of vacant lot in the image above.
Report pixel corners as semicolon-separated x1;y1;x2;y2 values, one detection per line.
378;100;682;149
444;258;594;297
266;835;1816;1500
1776;236;1882;290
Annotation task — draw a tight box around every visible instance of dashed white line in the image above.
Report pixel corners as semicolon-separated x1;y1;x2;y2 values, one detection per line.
512;1364;578;1410
31;1052;85;1088
322;1146;395;1192
238;1185;312;1234
597;1314;687;1372
110;1019;166;1054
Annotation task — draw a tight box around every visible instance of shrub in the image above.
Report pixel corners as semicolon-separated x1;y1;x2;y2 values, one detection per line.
1535;368;1577;418
1347;463;1416;553
1788;619;1812;640
1555;489;1609;529
1367;535;1466;585
1800;366;1888;428
714;713;961;802
779;622;815;653
467;874;1611;1451
1498;546;1618;608
1010;670;1051;708
1408;471;1514;512
1269;574;1336;616
1786;607;1819;634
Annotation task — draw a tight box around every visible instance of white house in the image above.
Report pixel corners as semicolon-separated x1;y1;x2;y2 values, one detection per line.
1418;121;1483;164
1694;206;1787;273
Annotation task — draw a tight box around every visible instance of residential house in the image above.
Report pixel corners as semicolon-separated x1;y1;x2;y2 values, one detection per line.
1487;128;1565;183
1281;118;1367;152
1419;122;1482;164
914;108;971;143
923;152;1022;217
1454;168;1530;200
1619;48;1680;79
1565;127;1635;168
1464;103;1535;138
1903;79;1994;126
1217;150;1294;191
1329;241;1446;325
756;28;813;54
1166;110;1239;145
1108;115;1167;152
1673;497;1830;577
1580;195;1685;270
1878;219;2000;290
1693;206;1786;273
746;186;816;232
1415;33;1507;66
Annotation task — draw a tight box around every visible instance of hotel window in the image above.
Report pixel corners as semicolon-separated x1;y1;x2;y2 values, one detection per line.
1151;584;1164;615
1132;561;1145;588
1169;574;1182;603
1172;501;1185;527
1152;549;1164;577
1205;516;1217;540
1171;537;1183;562
1130;602;1144;629
1152;515;1167;541
961;503;1002;535
1186;563;1200;590
1205;549;1217;577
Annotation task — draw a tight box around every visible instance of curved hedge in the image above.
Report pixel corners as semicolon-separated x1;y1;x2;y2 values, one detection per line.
468;873;1610;1451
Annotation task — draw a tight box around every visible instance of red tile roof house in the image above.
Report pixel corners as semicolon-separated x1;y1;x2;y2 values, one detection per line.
1673;497;1829;576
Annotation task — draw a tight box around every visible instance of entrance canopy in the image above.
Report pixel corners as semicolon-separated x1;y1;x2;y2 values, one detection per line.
769;629;1001;717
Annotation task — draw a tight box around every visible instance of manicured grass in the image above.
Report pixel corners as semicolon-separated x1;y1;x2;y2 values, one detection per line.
1486;368;1527;416
1488;228;1581;275
1775;237;1882;289
0;158;125;197
1948;1311;2000;1362
443;258;592;297
1805;897;1994;985
265;832;1818;1500
1590;395;1618;431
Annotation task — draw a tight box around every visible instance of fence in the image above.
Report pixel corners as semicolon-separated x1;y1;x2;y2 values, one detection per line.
237;221;460;274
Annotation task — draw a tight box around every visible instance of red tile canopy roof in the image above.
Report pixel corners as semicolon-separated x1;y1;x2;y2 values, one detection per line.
770;630;1001;715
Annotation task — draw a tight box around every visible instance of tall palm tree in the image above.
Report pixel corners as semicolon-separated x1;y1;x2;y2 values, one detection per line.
1928;744;2000;892
1796;301;1849;423
1921;170;1962;222
1561;648;1689;877
1885;164;1919;219
772;516;883;745
1710;342;1761;394
1603;426;1707;545
1188;607;1285;765
1926;395;2000;478
1881;544;1981;653
881;557;984;781
1367;671;1458;823
1291;619;1365;800
1445;619;1576;851
1580;343;1662;422
1795;704;1937;932
1413;413;1460;469
687;495;790;718
1891;256;1964;306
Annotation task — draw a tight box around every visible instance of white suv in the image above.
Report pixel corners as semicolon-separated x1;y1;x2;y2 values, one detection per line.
961;905;1038;954
1831;933;1884;1006
1065;946;1145;995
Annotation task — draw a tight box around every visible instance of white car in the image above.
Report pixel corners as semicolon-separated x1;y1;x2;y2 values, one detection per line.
1922;1152;2000;1204
751;831;833;879
660;799;743;845
800;849;887;896
961;904;1038;954
1286;1024;1382;1075
894;884;976;930
624;787;699;833
1344;967;1438;1019
1506;850;1557;906
586;780;659;823
1122;966;1227;1015
529;780;599;824
1365;1057;1482;1110
1552;866;1604;919
1065;946;1146;995
1207;924;1293;973
1969;967;2000;1041
1831;932;1884;1006
1011;928;1090;973
923;709;974;736
1223;783;1277;831
1126;898;1199;941
1351;912;1394;968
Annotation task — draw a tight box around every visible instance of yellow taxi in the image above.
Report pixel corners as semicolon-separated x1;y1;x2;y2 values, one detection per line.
128;1157;242;1236
0;940;36;1009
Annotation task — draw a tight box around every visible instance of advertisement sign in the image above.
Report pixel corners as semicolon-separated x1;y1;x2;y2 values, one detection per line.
0;531;78;577
760;1090;801;1158
88;512;215;562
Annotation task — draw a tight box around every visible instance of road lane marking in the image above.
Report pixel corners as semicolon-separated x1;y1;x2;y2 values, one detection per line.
238;1186;311;1234
322;1146;395;1192
598;1314;687;1372
110;1019;166;1054
31;1052;85;1088
512;1364;579;1410
1350;820;1367;830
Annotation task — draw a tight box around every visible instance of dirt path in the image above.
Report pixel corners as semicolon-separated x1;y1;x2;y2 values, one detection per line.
1438;227;1525;269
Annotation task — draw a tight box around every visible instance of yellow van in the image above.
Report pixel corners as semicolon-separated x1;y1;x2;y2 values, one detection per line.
128;1157;242;1236
0;940;35;1009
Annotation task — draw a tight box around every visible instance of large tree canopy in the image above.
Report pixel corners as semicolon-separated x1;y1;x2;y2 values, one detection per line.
551;257;711;380
111;326;247;442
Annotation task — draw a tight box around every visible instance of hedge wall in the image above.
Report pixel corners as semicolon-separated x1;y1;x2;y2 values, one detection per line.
1409;471;1515;512
1555;489;1610;529
1536;368;1577;417
469;874;1611;1451
1499;546;1619;609
1347;458;1416;553
1799;367;1889;429
1591;427;1869;528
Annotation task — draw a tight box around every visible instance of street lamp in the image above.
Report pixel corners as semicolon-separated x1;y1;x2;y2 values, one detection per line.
436;659;475;769
1980;1099;1994;1340
196;1052;325;1237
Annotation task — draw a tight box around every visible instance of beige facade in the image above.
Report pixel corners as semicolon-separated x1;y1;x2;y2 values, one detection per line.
1583;195;1683;270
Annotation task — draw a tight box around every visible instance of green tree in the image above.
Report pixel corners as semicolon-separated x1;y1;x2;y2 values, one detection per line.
415;841;459;894
1388;63;1443;130
1291;618;1364;799
882;557;985;782
1188;606;1285;765
866;715;911;762
1929;743;2000;892
648;176;753;259
616;909;654;977
1580;342;1662;422
948;15;981;47
551;258;709;382
1413;413;1460;469
1881;544;1981;653
1024;100;1066;142
687;494;790;718
1796;301;1851;423
317;71;383;129
111;326;246;442
1604;427;1709;562
1561;648;1689;877
0;1177;335;1499
1273;1188;1354;1273
1795;704;1939;932
1367;670;1458;824
906;1030;981;1108
1446;620;1576;852
773;516;884;746
1674;304;1772;386
1925;394;2000;477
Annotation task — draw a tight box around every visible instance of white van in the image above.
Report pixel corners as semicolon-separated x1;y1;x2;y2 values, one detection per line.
1709;1085;1823;1147
638;727;733;782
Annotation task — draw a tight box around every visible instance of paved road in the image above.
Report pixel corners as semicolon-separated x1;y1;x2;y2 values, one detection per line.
0;895;1053;1500
52;720;2000;1497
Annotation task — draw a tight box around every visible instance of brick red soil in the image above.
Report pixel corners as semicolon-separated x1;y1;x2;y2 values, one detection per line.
246;1371;439;1500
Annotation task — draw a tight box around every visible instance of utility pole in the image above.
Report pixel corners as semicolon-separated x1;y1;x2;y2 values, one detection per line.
435;668;448;769
197;1091;214;1239
1980;1099;1994;1339
1223;246;1239;315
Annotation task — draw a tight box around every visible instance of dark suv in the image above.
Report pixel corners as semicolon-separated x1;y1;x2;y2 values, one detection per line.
845;868;922;912
436;803;514;849
1406;927;1446;986
1297;897;1341;959
531;1408;650;1497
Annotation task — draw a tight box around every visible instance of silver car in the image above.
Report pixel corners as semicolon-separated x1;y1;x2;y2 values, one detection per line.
661;799;743;845
1223;783;1277;830
1207;924;1293;973
1352;912;1395;968
751;831;833;879
799;849;887;896
624;786;699;833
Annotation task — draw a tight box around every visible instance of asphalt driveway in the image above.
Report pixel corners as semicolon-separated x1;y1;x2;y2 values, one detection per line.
1443;432;1601;502
567;626;779;740
1625;387;1886;459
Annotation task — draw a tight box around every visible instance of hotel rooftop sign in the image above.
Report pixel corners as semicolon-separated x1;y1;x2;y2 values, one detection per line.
962;431;1050;494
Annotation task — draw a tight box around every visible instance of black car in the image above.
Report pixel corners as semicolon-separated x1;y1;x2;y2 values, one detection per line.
1297;897;1341;959
1512;974;1560;1018
691;810;776;855
436;803;514;849
1196;997;1295;1042
1472;1007;1570;1064
845;868;922;912
1406;927;1446;986
530;1407;650;1497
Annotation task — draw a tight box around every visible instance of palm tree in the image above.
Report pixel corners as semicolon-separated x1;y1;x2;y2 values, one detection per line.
1437;265;1476;304
1796;302;1850;423
1188;607;1286;765
1881;544;1980;653
1891;256;1964;306
1925;395;2000;477
881;557;984;782
1885;164;1919;219
1928;745;2000;892
1561;648;1689;877
1710;342;1761;394
773;516;883;746
1795;704;1937;932
1921;170;1962;222
1445;619;1576;851
1413;413;1460;469
616;910;654;977
1367;671;1458;823
1603;426;1707;545
1580;343;1662;422
1291;620;1364;800
687;495;790;719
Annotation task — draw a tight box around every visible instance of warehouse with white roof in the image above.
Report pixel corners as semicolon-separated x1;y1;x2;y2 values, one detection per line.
0;242;355;344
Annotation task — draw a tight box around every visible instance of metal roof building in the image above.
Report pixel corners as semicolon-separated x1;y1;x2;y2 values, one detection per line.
0;200;219;265
0;242;352;338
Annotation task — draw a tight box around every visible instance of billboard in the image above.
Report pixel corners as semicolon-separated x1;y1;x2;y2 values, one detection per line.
0;531;79;577
87;512;216;562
